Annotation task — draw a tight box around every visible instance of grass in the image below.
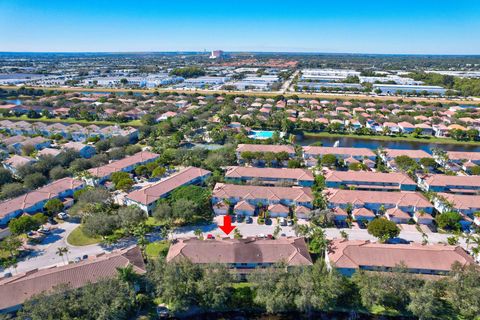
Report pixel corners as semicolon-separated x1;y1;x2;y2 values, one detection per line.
304;131;480;146
145;240;170;258
0;115;142;127
145;217;166;227
67;226;101;246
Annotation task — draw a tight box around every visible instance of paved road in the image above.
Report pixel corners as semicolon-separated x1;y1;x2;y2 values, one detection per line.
2;217;470;277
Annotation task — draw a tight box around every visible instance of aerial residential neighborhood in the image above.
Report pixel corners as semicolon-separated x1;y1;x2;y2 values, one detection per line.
0;1;480;319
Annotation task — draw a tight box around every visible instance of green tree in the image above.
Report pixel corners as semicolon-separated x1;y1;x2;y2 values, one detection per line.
320;154;337;168
436;211;461;231
197;264;233;311
8;215;40;235
117;206;146;232
408;280;452;320
44;198;64;215
23;173;47;190
153;201;173;222
445;263;480;319
367;218;400;242
116;177;134;191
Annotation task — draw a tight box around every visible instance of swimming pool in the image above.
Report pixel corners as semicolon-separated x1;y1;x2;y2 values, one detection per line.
248;130;275;139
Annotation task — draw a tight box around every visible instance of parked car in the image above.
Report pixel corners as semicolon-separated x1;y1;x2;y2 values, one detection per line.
246;216;253;224
37;227;50;234
74;257;82;263
207;234;214;240
156;304;170;318
57;212;69;220
236;214;244;222
279;218;287;226
257;233;266;238
48;217;58;225
267;234;273;239
82;254;88;260
287;219;294;226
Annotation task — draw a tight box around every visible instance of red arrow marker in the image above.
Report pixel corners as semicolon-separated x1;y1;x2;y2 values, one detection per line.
219;215;236;235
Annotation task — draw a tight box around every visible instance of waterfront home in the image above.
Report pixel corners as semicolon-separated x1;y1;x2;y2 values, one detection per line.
125;167;211;214
380;148;432;162
3;155;36;175
324;188;434;216
398;121;416;134
212;183;313;216
302;146;376;167
224;166;314;187
86;151;159;185
324;170;417;191
382;122;401;134
62;142;96;158
0;246;145;313
0;177;84;226
444;151;480;167
414;123;433;136
166;237;312;275
418;174;480;194
326;240;474;277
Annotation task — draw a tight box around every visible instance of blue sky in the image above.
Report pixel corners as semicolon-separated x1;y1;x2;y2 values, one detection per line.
1;0;479;54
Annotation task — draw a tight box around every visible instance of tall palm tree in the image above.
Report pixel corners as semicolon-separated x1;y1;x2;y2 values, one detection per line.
56;247;70;265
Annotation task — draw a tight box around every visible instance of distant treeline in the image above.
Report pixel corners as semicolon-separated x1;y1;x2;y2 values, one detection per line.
407;72;480;97
169;66;206;78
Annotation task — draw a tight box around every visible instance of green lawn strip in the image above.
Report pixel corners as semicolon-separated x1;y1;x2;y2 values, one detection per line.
66;226;101;246
145;240;170;258
304;131;480;146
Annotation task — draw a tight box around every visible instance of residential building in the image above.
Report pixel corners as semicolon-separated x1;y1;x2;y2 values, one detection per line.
86;151;159;185
224;166;314;187
3;155;36;175
418;174;480;194
166;237;312;274
0;246;146;313
62;142;96;158
433;193;480;228
212;183;313;216
324;188;434;217
325;170;417;191
326;240;474;277
302;146;375;167
0;177;84;226
125;166;211;213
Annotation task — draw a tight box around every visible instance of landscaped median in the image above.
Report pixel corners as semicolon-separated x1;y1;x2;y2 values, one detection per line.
66;226;101;246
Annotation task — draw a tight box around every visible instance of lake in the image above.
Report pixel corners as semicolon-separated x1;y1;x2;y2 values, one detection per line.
299;135;480;153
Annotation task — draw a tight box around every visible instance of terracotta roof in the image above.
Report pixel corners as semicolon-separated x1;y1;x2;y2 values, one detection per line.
328;240;473;272
446;151;480;162
324;189;433;208
63;142;92;152
385;207;411;219
167;237;312;266
0;178;84;219
0;246;145;311
126;167;211;205
422;174;480;189
236;144;295;154
234;200;255;211
225;166;314;182
325;170;415;185
352;207;375;217
213;183;313;203
4;155;35;169
384;148;432;159
303;146;375;158
268;203;290;213
88;151;159;178
437;193;480;210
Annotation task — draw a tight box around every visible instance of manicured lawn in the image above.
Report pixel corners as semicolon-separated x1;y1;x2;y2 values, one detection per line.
304;131;480;146
67;226;101;246
145;240;170;258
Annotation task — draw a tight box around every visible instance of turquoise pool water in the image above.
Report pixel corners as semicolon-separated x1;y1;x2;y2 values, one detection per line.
249;130;275;139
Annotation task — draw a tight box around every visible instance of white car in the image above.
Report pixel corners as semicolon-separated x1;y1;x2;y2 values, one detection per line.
57;212;69;220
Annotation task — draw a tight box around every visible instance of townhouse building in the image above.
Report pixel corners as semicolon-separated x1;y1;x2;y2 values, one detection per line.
224;166;314;187
325;170;417;191
0;246;145;313
418;174;480;195
167;237;312;275
62;142;96;158
302;146;376;167
324;188;434;224
3;155;36;175
125;166;211;214
212;183;313;217
235;144;296;166
327;240;474;277
0;177;84;226
86;151;159;185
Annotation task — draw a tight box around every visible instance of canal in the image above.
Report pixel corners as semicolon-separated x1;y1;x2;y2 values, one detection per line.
299;135;480;153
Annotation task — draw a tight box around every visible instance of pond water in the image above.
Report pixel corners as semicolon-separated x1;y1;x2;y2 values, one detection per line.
299;135;480;153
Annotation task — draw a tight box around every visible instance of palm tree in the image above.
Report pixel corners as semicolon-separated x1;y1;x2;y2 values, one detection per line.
340;230;349;241
116;265;137;285
194;228;203;239
55;247;69;265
